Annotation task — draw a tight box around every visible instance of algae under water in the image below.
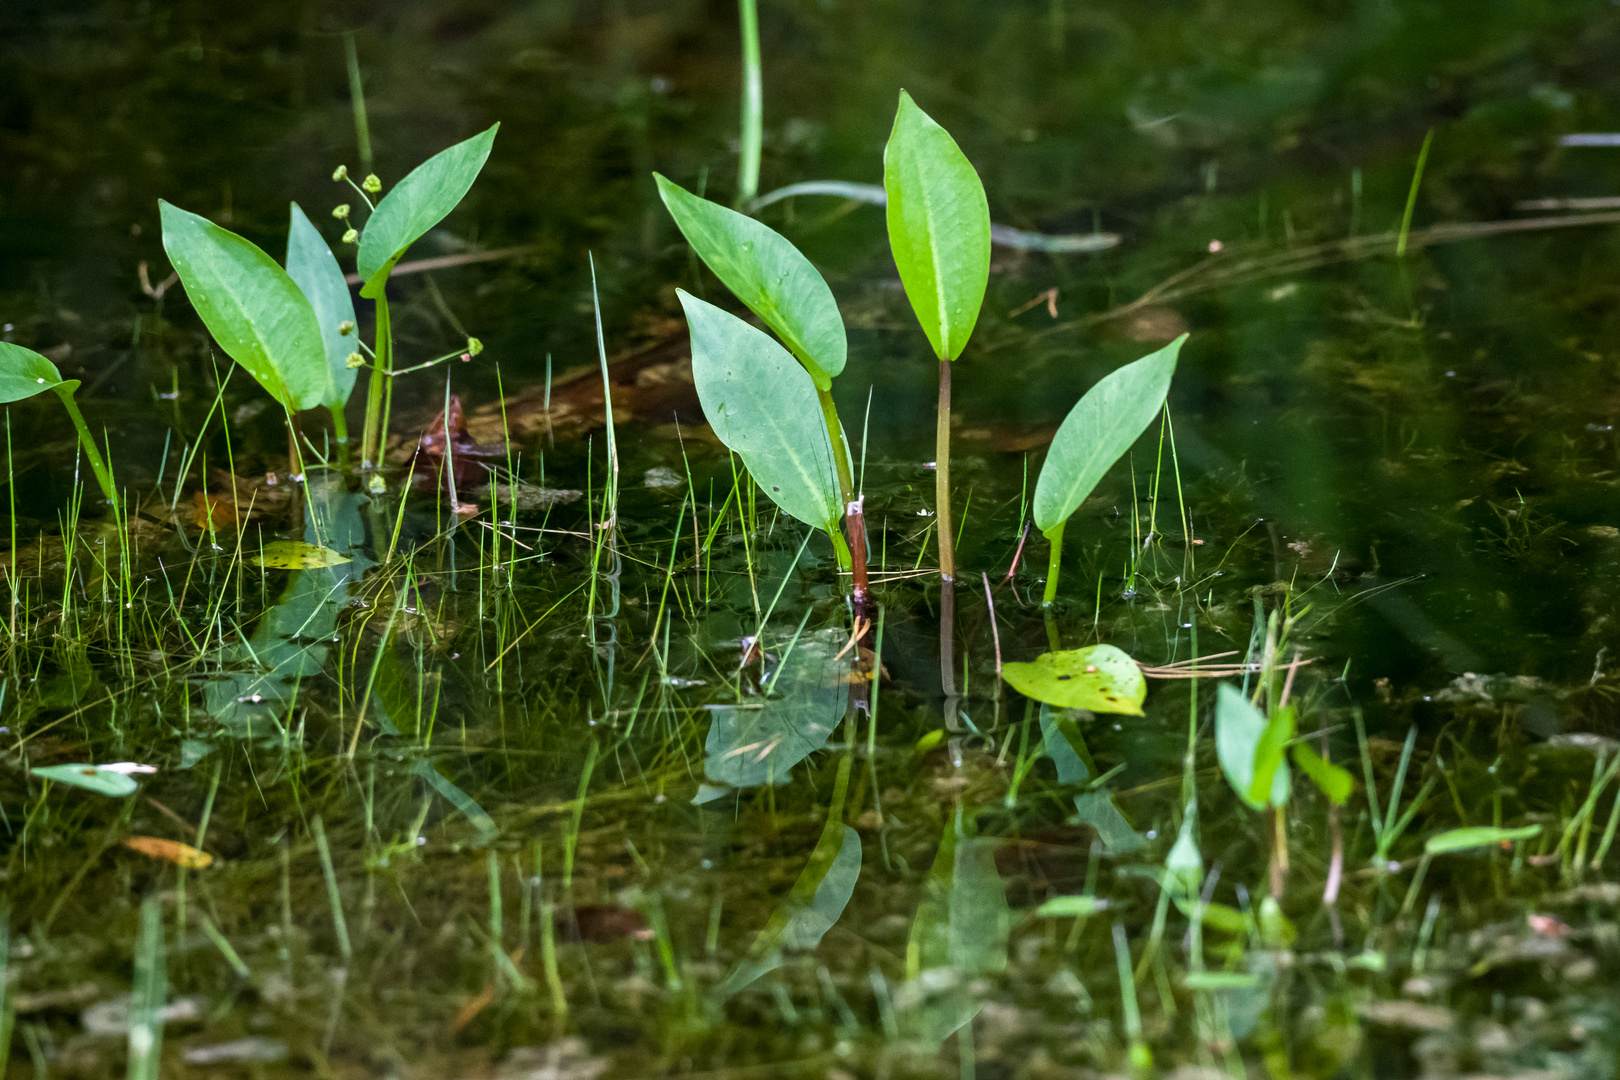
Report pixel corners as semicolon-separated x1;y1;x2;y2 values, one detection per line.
7;2;1620;1077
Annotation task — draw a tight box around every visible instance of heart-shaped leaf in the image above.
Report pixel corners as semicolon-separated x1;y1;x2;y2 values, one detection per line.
286;203;358;410
356;124;499;298
655;174;846;388
882;90;991;362
1000;644;1145;714
1214;684;1290;810
0;342;68;404
1424;824;1541;855
677;291;841;532
31;763;140;797
1033;335;1184;534
160;201;327;411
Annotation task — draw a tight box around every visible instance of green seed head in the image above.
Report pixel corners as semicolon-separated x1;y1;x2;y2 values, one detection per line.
332;204;351;220
331;164;348;181
361;173;382;193
345;352;365;369
338;320;356;336
341;228;359;244
466;337;484;356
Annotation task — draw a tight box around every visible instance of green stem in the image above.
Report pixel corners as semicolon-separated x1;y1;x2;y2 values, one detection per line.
1041;520;1064;607
936;360;955;581
51;387;118;512
737;0;762;204
814;386;855;575
329;405;350;469
360;292;392;468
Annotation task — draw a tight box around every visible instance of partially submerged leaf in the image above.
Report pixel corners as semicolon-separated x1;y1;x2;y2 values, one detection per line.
1032;335;1184;534
1425;824;1541;855
253;540;353;569
1248;705;1295;806
159;200;327;410
31;763;140;797
285;203;358;410
0;342;67;404
1001;644;1145;714
654;174;845;387
678;291;841;531
124;836;213;869
699;629;849;789
1215;684;1289;810
356;124;499;297
1292;740;1353;805
882;91;991;362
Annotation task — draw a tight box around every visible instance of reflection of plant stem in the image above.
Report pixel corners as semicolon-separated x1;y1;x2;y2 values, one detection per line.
51;387;118;511
1041;520;1064;607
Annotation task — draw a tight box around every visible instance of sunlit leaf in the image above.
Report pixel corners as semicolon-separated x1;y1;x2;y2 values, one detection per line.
31;763;139;797
1032;336;1183;534
286;203;358;410
124;836;213;869
1215;684;1289;810
1292;740;1353;805
654;174;845;387
882;90;990;362
159;200;326;410
1001;644;1145;714
1424;824;1541;855
356;124;499;297
0;342;68;404
252;540;353;569
1248;705;1295;806
678;291;841;531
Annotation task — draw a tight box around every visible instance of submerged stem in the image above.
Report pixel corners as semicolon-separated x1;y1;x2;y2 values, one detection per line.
51;387;118;512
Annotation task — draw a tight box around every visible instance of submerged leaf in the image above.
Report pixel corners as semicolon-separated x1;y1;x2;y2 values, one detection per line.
253;540;353;569
124;836;213;869
882;91;991;362
159;201;327;410
1039;707;1146;854
0;342;67;404
285;203;358;410
1032;335;1184;534
1292;740;1353;805
654;174;845;387
1248;705;1295;806
1001;644;1145;714
1425;824;1541;855
356;124;499;297
31;763;139;797
678;291;841;531
1215;684;1290;810
1034;895;1108;918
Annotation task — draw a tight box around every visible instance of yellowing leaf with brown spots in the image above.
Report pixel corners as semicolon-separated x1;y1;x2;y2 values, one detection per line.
1000;644;1145;714
124;836;213;869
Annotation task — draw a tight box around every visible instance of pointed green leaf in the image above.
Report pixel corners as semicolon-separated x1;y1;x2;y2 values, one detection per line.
0;342;67;403
882;91;990;362
1033;335;1184;534
677;290;841;531
654;174;845;388
1292;741;1353;805
1001;644;1145;714
1215;684;1290;810
1034;895;1108;918
356;124;499;297
31;763;140;797
1248;705;1296;807
1172;898;1248;934
1183;971;1261;990
286;203;358;410
1424;824;1541;855
159;201;326;410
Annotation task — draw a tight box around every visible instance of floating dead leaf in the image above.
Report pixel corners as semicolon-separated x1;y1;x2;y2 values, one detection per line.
124;836;212;868
253;540;352;569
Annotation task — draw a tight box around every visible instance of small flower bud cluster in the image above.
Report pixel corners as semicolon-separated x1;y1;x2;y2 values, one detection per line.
332;204;350;220
361;174;382;193
339;320;355;336
345;352;366;369
465;337;484;356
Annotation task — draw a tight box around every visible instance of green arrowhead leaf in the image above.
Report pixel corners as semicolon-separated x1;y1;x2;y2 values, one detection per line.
286;203;358;410
677;290;841;532
1291;740;1353;805
160;200;326;411
654;174;845;389
356;124;499;298
1033;335;1184;534
1248;705;1295;807
1001;644;1145;714
1215;684;1290;810
31;763;140;797
0;342;67;404
1424;824;1541;855
882;90;990;362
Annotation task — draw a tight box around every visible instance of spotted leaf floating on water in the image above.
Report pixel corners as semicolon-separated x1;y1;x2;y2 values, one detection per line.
1000;644;1145;714
31;762;154;797
252;540;352;569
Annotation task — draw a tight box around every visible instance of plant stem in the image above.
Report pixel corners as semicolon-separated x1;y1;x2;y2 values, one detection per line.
51;387;118;512
936;359;956;696
812;385;867;610
329;405;350;469
361;292;392;468
736;0;762;204
1041;520;1064;607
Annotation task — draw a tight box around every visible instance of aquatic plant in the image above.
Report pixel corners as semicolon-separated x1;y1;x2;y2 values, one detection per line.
0;342;119;510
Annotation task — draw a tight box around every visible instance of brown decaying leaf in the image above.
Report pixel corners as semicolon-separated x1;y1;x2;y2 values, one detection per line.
191;492;237;530
124;835;212;869
559;903;652;943
411;394;510;491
